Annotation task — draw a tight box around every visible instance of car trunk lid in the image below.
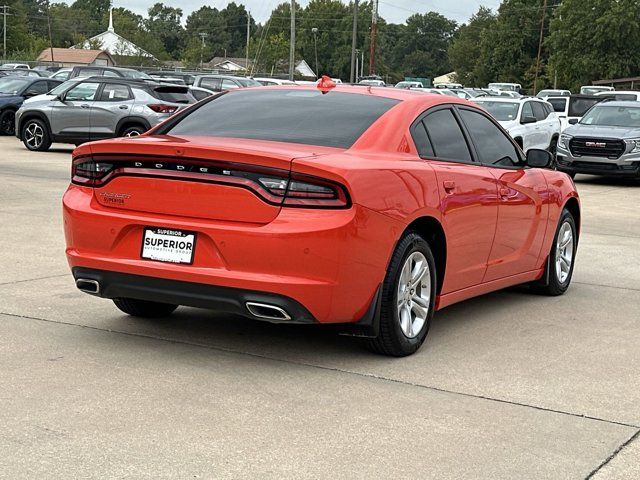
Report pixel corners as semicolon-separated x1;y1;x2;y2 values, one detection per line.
85;135;340;224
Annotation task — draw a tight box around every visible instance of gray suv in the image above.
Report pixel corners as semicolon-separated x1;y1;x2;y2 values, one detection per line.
15;77;195;151
556;101;640;178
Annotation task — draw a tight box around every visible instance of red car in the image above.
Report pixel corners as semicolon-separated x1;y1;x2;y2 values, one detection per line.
64;81;580;356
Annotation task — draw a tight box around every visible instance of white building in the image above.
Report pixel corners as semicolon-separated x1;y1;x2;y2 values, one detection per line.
72;8;155;60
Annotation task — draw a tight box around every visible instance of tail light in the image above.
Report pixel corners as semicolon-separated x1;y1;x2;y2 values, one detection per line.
255;173;349;207
72;158;114;187
147;104;178;113
71;155;350;209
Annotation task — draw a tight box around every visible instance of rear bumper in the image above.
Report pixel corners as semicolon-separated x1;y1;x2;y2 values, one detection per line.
64;184;399;324
72;267;318;323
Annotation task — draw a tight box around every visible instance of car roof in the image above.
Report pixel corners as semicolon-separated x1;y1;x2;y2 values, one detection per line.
475;96;541;103
195;74;247;80
595;91;640;96
594;100;640;107
236;84;480;107
0;75;48;84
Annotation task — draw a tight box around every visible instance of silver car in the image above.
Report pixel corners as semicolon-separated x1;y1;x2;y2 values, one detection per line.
15;77;195;151
556;101;640;178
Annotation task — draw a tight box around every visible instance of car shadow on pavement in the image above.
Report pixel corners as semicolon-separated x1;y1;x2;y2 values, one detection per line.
118;287;540;359
574;174;640;187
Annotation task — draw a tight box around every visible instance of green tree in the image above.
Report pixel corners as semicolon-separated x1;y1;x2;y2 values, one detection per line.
182;6;230;65
389;12;457;79
146;3;183;59
220;2;254;57
448;7;497;86
548;0;640;91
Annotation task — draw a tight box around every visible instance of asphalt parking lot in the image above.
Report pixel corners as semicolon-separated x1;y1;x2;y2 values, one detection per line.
1;136;639;479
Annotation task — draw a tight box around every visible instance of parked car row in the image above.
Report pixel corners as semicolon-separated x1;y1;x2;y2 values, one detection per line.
15;77;195;151
474;97;561;154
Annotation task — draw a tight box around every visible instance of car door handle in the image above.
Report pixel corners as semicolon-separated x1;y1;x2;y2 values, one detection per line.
80;104;90;109
119;105;129;110
443;180;456;193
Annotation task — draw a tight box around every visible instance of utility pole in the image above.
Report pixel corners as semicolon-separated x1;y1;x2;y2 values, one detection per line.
45;0;54;62
369;0;378;75
312;27;319;78
350;0;358;83
2;5;8;61
245;12;250;76
533;0;548;95
355;49;359;83
199;32;207;70
289;0;295;81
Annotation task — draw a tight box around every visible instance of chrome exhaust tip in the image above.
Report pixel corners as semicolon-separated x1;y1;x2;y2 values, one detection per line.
245;302;291;321
76;278;100;295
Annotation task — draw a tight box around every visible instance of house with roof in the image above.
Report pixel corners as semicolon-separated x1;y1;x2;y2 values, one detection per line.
202;57;252;73
36;48;115;67
71;8;156;60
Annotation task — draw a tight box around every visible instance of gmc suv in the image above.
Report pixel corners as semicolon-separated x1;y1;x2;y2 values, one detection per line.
556;100;640;178
15;77;195;151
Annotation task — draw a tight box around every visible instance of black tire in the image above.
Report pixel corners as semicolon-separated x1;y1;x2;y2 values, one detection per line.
531;208;577;296
0;109;15;135
548;136;558;159
120;125;146;137
365;232;437;357
113;298;178;318
21;118;51;151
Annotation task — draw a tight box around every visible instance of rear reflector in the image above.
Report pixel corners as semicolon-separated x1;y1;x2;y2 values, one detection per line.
71;156;350;209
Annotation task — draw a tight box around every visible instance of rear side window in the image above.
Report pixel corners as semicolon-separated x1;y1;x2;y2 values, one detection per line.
191;89;212;101
459;109;520;167
568;97;601;117
199;78;221;91
99;83;132;101
77;68;102;77
411;121;435;157
547;98;567;112
423;109;472;162
221;79;239;90
165;90;399;148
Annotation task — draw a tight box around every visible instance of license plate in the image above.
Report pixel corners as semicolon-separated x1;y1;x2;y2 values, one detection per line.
141;228;196;265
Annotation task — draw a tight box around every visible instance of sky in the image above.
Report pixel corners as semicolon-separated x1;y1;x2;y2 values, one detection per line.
120;0;503;25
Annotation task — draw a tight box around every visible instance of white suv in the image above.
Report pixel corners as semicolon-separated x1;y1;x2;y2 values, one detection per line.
474;97;561;153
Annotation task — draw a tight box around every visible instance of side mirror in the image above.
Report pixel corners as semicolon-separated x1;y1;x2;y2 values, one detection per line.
521;116;537;124
568;118;579;125
526;149;553;168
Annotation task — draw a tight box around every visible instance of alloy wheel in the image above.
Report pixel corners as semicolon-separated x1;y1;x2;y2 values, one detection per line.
555;221;574;284
24;122;44;149
1;111;15;135
396;251;431;339
124;128;143;137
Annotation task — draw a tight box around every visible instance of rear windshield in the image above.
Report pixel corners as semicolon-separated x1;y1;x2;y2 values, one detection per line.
151;86;194;104
597;93;637;102
547;97;568;112
568;97;601;117
165;89;400;148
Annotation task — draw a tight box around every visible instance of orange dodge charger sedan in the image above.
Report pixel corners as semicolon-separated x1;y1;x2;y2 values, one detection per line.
64;80;580;356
